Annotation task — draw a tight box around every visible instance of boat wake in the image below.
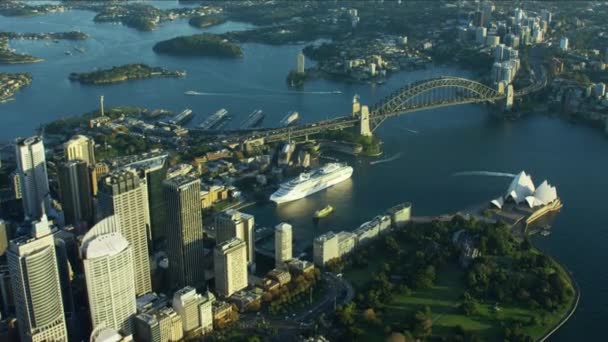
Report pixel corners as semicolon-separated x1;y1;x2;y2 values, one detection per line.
288;90;342;95
186;89;341;96
370;152;402;165
399;127;420;134
185;91;233;96
452;171;516;178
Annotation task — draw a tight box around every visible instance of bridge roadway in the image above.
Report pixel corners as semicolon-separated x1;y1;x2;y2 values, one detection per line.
190;75;547;144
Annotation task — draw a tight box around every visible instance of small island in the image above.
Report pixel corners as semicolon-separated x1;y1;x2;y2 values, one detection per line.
153;33;243;58
0;72;32;103
189;14;226;29
68;64;186;85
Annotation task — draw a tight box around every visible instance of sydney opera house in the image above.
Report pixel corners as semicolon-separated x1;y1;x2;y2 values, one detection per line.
491;171;559;209
489;171;562;226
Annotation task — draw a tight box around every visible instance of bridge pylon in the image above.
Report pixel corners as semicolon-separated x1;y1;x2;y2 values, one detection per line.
352;94;361;116
359;105;372;137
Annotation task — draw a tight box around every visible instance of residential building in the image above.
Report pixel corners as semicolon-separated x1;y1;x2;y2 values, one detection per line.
214;238;248;297
387;202;412;228
98;169;152;296
267;269;291;286
15;136;49;219
171;287;214;336
134;306;183;342
82;220;136;335
274;222;292;268
336;231;357;256
215;210;255;267
8;213;68;342
163;176;205;289
313;231;338;266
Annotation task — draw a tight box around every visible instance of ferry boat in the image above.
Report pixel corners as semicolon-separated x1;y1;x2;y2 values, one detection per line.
169;109;193;125
240;109;264;129
280;111;300;127
270;163;353;204
314;205;334;219
198;108;229;130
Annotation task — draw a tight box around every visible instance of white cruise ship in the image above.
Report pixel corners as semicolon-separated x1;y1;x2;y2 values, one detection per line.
270;163;353;204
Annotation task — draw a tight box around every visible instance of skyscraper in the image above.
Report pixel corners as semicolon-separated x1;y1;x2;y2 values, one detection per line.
8;213;68;342
58;160;94;228
127;155;168;248
15;136;49;219
98;169;152;296
64;135;96;166
215;210;255;267
297;51;305;74
82;217;136;335
214;238;248;297
274;222;292;268
163;176;205;289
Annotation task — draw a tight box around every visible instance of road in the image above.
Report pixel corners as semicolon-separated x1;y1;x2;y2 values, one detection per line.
238;272;354;334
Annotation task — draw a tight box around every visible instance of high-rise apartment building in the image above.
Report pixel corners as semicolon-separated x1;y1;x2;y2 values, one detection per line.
64;135;96;166
171;287;214;336
15;136;49;219
58;160;94;228
98;169;152;296
274;222;292;268
8;214;68;342
215;210;255;267
313;231;339;266
82;219;136;335
163;176;204;289
134;306;183;342
214;238;248;297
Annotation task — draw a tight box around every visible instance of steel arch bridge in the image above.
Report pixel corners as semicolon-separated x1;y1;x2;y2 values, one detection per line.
193;76;515;143
368;76;506;131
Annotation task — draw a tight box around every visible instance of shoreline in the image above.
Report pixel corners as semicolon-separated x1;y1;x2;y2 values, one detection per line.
536;250;580;342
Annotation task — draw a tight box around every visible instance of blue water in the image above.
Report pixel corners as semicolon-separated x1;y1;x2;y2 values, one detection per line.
0;9;604;340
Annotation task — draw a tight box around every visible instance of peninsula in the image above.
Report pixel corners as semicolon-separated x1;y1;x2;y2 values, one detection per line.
0;72;32;102
189;15;226;29
0;38;42;64
69;64;186;85
153;34;243;58
0;31;88;64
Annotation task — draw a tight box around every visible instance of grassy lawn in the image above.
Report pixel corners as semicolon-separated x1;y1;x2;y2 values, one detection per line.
352;261;574;341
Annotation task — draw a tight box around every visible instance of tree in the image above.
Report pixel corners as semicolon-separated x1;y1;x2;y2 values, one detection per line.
461;292;479;316
413;306;433;338
337;303;357;326
363;308;378;324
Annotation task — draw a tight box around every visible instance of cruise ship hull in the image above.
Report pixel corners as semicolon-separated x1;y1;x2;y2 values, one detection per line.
270;167;353;204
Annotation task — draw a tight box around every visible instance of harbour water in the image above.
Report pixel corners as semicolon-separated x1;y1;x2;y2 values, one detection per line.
0;7;605;340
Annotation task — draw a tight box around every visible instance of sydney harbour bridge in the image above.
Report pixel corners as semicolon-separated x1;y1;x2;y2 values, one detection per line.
192;74;545;144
